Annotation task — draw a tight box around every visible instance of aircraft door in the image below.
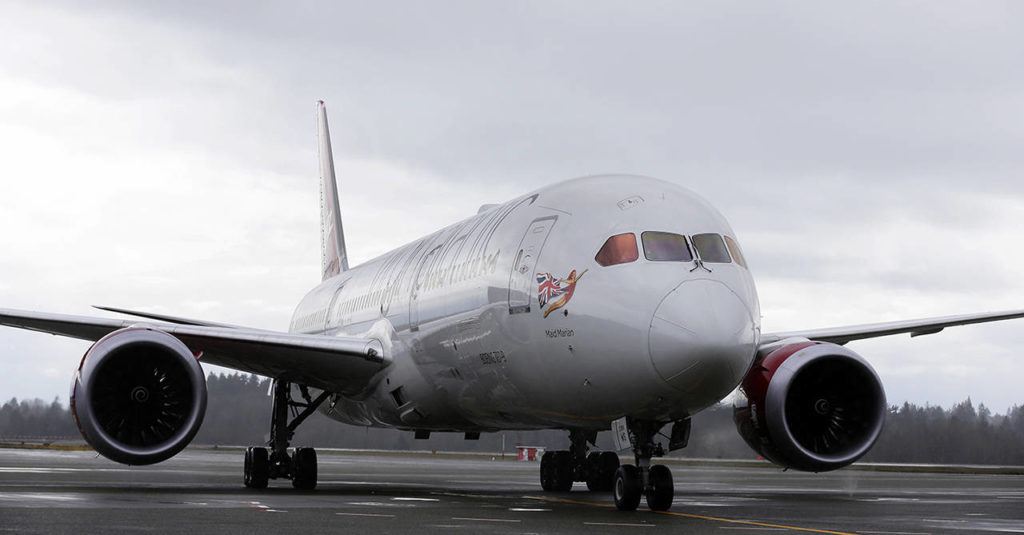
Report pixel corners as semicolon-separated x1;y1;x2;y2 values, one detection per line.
325;282;347;332
409;245;442;332
508;216;557;314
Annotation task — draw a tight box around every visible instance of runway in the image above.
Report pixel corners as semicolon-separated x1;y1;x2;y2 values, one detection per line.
1;447;1022;534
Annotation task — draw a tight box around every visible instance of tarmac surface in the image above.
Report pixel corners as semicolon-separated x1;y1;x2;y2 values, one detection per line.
0;447;1022;534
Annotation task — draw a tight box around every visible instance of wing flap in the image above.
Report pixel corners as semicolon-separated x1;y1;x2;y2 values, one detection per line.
761;309;1024;346
0;308;386;395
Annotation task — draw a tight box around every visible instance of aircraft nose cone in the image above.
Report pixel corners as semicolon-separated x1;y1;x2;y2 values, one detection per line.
649;279;756;392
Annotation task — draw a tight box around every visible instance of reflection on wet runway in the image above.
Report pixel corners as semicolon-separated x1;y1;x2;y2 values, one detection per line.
1;447;1022;534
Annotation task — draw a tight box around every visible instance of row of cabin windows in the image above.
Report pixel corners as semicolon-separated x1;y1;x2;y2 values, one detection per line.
595;231;747;268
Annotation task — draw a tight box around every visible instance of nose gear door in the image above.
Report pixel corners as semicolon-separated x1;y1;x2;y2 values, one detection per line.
508;216;557;314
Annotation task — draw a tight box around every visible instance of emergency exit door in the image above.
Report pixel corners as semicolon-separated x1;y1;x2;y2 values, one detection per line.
508;216;557;314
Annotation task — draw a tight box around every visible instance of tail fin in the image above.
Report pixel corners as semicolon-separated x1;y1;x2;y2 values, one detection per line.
317;100;349;279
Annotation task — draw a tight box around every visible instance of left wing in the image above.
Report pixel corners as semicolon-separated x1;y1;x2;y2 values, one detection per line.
91;305;256;329
0;308;386;395
761;309;1024;346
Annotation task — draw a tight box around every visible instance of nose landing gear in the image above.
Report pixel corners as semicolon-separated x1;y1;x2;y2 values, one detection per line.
611;418;686;512
243;380;329;490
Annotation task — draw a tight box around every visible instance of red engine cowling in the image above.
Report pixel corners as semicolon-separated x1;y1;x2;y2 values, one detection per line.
70;328;207;465
733;341;886;472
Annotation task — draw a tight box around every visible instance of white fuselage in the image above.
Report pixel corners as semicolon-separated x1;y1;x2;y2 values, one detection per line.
290;175;761;432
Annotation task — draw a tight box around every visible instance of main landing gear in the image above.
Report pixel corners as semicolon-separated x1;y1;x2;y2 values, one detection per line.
243;380;329;490
540;419;688;512
539;430;620;493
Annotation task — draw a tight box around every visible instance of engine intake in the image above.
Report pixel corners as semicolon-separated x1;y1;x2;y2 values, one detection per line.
733;341;886;472
71;328;207;465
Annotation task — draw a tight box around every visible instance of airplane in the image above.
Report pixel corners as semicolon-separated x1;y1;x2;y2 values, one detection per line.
2;101;1022;512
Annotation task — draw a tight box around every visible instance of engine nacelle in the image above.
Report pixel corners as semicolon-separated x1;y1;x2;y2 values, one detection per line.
733;341;886;472
70;328;207;465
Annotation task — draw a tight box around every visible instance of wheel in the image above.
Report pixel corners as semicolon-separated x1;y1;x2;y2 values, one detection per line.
540;451;573;491
613;465;642;511
244;447;269;489
585;452;602;491
540;451;555;490
291;447;317;490
645;464;673;511
586;451;619;491
551;451;574;491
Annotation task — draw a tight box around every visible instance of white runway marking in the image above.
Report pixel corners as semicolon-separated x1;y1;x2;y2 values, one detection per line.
858;531;932;535
392;497;439;502
583;522;655;527
0;493;82;502
245;501;286;513
0;467;131;473
347;501;415;507
451;517;521;523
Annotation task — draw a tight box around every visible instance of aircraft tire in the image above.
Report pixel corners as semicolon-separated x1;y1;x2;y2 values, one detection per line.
585;452;602;491
540;451;555;490
645;464;673;511
244;447;269;489
551;451;574;491
586;452;619;491
613;465;642;511
291;447;317;490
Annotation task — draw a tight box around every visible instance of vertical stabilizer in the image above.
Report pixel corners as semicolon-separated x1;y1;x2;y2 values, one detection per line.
317;101;349;279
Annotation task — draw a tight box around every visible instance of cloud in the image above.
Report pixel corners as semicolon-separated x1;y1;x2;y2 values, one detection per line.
0;1;1022;412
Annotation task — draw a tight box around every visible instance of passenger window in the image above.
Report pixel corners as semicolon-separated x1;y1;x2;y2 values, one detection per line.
641;231;693;262
595;233;639;266
692;233;732;263
724;236;748;268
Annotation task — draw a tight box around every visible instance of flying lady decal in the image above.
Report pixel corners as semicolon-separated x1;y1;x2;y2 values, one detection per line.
536;269;587;318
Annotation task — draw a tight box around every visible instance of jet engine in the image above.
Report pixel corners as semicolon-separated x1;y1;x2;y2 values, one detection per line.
733;341;886;472
70;328;207;465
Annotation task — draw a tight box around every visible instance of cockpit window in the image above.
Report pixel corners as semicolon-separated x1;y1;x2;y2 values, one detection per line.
595;233;639;266
641;231;693;262
692;233;732;263
724;236;748;268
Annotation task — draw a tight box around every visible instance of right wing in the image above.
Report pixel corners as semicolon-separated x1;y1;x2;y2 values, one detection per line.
0;308;387;395
761;309;1024;347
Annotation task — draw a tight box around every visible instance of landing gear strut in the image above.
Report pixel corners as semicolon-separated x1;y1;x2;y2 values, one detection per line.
243;380;329;490
539;429;620;492
612;418;679;512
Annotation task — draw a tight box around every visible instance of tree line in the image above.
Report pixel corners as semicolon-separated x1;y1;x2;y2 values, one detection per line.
2;372;1022;465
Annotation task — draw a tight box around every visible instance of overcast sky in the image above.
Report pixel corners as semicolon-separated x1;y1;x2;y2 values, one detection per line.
1;1;1022;413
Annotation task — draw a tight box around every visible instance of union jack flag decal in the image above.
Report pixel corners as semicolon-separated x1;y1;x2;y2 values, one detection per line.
536;272;565;308
536;269;587;318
